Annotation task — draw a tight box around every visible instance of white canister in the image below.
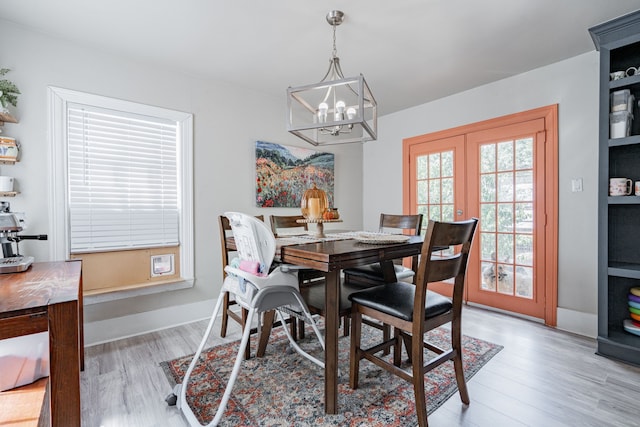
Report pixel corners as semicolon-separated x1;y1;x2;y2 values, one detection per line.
0;176;14;192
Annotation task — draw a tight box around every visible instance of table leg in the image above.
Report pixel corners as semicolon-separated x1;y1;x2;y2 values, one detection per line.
324;269;340;414
379;260;399;283
48;300;81;427
256;310;275;357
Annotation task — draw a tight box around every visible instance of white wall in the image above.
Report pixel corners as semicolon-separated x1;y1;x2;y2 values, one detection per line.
0;20;363;344
364;52;599;337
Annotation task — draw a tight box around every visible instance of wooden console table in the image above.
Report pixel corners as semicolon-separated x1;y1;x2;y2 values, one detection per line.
0;261;83;427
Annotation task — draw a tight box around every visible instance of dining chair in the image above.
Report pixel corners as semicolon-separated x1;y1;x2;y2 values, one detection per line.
348;218;478;427
175;212;325;427
342;213;423;341
269;214;325;338
343;213;424;287
219;214;264;359
269;214;309;237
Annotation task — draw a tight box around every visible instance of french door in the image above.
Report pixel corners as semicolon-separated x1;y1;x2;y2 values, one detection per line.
403;106;557;324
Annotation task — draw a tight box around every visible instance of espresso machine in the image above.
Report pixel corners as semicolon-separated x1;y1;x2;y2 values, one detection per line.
0;202;47;273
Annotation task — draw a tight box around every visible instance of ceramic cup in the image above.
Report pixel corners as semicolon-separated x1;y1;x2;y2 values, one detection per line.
626;66;640;77
610;177;632;196
0;176;14;192
636;181;640;196
611;71;627;80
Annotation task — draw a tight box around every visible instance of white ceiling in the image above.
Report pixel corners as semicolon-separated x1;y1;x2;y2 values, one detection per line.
1;0;639;116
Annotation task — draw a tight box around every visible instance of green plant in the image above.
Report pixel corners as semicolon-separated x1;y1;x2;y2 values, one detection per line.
0;68;20;109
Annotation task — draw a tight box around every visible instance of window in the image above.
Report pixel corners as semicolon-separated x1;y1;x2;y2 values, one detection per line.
67;103;180;252
49;87;194;294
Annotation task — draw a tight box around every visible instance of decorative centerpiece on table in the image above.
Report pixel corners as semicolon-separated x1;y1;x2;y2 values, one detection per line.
299;183;341;237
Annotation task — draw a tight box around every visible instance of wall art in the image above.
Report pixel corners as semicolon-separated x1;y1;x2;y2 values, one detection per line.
255;141;334;208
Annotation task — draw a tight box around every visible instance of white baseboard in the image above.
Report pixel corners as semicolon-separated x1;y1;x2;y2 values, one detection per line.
84;298;216;346
556;307;597;338
84;299;599;346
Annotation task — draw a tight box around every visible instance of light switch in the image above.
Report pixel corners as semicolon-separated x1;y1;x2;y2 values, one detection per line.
571;178;583;192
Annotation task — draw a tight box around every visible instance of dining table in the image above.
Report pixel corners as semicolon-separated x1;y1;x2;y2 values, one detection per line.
267;232;425;414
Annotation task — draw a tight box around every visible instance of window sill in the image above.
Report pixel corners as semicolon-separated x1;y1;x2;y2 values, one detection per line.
83;278;194;305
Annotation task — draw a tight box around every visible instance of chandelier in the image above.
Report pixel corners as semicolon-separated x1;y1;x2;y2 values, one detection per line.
286;10;377;146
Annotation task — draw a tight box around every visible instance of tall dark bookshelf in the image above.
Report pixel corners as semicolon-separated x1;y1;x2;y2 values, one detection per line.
590;10;640;366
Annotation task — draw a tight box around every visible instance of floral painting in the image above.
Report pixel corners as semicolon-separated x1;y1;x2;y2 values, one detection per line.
255;141;334;208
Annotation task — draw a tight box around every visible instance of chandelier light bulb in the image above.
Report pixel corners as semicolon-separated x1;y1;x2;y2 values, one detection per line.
346;107;356;120
318;102;329;123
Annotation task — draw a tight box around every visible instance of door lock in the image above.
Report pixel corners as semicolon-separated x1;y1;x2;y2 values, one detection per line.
456;209;463;216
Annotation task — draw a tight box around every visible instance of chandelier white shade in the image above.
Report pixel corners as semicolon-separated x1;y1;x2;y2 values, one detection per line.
286;10;377;146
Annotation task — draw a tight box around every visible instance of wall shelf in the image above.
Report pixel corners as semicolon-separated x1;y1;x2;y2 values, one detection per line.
0;192;18;197
0;112;17;126
609;135;640;147
608;196;640;204
609;262;640;279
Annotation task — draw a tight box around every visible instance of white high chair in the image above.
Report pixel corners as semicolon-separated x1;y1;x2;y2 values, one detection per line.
172;212;325;427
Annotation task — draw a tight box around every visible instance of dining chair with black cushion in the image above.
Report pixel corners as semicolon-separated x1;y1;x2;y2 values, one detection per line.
219;214;264;359
270;215;327;337
348;218;478;427
342;213;423;341
343;213;424;287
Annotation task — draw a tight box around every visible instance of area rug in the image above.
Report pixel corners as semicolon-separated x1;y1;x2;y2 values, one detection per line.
161;324;502;426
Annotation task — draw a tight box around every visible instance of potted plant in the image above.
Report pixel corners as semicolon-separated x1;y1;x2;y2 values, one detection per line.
0;68;20;113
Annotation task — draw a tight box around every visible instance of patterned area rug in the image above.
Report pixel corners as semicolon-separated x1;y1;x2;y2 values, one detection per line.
161;323;502;426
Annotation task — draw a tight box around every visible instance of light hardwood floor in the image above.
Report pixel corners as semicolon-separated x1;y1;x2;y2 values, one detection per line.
81;305;640;426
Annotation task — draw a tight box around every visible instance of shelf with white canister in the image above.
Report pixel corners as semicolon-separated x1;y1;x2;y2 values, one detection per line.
0;117;20;194
591;10;640;366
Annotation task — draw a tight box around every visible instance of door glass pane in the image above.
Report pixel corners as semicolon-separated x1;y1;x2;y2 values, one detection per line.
417;156;428;179
415;150;455;227
481;144;495;173
497;203;514;232
481;261;497;291
515;170;533;201
480;204;496;232
478;138;534;300
497;141;513;171
516;266;533;298
441;178;454;203
429;179;441;204
497;172;514;202
442;151;453;176
442;204;454;222
515;138;533;170
429;205;441;222
480;232;495;260
497;264;514;294
481;175;496;202
429;153;441;178
417;181;428;204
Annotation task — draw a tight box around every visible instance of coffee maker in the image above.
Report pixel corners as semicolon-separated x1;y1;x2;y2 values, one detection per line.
0;202;47;273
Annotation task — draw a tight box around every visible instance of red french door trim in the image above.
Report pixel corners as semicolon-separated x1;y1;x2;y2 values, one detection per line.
402;105;558;326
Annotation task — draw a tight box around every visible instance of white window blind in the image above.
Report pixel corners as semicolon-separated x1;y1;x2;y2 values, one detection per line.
67;103;180;252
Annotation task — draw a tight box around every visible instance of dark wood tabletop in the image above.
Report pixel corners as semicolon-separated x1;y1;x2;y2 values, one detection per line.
0;261;83;427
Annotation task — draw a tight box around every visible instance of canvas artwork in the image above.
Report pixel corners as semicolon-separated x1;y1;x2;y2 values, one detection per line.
255;141;334;208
